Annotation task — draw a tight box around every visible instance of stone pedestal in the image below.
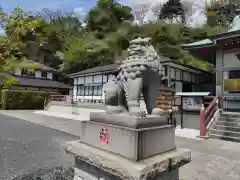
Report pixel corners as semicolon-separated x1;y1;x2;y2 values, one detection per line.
65;112;191;180
81;113;175;160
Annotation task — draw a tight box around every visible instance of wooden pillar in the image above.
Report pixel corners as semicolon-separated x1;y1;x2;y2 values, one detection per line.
220;48;224;98
199;104;206;137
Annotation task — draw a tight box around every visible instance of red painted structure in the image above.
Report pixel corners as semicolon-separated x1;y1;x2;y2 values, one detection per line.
199;96;225;137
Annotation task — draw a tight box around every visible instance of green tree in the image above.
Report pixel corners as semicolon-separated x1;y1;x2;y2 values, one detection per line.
159;0;185;23
34;9;83;69
206;0;240;29
86;0;132;35
0;7;43;73
63;35;113;73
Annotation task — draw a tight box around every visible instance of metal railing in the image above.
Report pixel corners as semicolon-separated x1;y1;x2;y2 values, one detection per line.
49;95;67;102
74;98;104;104
199;96;225;137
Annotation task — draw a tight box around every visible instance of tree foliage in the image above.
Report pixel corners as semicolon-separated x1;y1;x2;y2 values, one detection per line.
159;0;185;23
0;0;239;74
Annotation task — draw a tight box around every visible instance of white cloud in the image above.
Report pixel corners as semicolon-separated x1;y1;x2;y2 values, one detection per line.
72;7;87;26
121;0;223;27
0;28;4;35
73;7;86;15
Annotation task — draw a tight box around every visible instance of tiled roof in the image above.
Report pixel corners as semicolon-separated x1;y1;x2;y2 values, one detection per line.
4;74;71;89
68;55;175;77
182;39;214;48
20;60;59;72
69;64;119;77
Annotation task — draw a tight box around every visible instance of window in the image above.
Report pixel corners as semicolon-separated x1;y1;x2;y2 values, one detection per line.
192;84;196;92
53;74;59;81
175;69;181;81
80;86;84;96
77;85;84;96
93;75;102;83
191;74;196;83
85;76;93;84
88;86;93;96
78;77;84;84
183;72;191;82
77;86;80;96
229;70;240;79
42;71;47;79
97;86;103;96
182;82;192;92
93;86;98;96
85;86;89;95
21;68;35;77
196;76;200;84
161;79;168;86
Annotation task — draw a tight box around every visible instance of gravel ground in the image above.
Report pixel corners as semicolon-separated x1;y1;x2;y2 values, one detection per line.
12;166;74;180
0;114;78;180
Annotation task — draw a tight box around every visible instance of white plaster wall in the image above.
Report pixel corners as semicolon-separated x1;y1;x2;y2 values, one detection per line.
85;76;93;84
14;68;22;76
216;48;240;69
93;75;102;83
74;78;78;85
73;86;77;99
175;82;182;92
78;77;84;84
35;71;41;78
223;48;240;68
47;72;53;80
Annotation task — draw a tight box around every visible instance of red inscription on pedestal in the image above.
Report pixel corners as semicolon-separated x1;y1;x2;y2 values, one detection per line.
100;128;109;144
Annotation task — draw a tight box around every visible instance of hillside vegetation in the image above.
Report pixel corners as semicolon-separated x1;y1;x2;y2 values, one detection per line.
0;0;239;73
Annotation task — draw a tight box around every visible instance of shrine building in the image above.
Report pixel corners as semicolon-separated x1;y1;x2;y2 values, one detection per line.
69;58;213;103
182;11;240;111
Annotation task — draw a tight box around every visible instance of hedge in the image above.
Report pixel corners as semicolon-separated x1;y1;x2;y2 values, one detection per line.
1;89;59;110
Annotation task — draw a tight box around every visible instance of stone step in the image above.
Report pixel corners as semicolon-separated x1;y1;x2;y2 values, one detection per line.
210;133;240;143
218;117;240;123
220;113;240;119
213;125;240;132
215;120;240;127
209;128;240;138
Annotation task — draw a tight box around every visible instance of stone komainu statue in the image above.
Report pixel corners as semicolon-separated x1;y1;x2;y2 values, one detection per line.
103;37;164;117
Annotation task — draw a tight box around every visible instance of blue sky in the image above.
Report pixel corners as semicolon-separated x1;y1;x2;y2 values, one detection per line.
1;0;96;13
0;0;145;34
0;0;136;13
0;0;137;33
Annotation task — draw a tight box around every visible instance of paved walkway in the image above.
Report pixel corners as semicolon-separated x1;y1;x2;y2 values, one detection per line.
34;110;201;140
0;110;82;137
1;110;240;179
178;137;240;180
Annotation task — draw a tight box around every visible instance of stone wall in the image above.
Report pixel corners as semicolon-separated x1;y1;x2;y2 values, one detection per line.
174;112;200;130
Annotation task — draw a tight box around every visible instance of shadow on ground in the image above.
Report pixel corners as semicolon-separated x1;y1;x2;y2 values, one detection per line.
12;166;74;180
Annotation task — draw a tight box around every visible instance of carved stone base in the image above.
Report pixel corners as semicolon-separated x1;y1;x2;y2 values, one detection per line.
65;141;191;180
80;120;175;161
73;165;179;180
90;112;168;129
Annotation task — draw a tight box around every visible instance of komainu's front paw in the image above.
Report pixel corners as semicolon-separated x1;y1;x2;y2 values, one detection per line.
106;106;124;114
129;107;146;117
151;108;164;116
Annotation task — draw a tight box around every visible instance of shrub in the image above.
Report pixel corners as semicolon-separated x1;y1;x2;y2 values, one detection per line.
1;89;59;110
3;77;20;89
